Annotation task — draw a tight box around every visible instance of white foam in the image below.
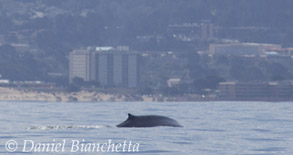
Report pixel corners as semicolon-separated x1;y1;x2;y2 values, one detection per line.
27;125;109;130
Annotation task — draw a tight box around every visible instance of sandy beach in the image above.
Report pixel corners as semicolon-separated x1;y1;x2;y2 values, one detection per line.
0;87;130;102
0;87;213;102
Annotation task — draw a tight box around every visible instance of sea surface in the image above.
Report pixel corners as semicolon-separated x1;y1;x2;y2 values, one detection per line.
0;101;293;154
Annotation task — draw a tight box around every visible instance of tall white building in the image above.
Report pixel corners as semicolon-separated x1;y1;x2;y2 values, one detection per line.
91;52;139;88
69;48;139;88
69;50;91;83
128;54;138;88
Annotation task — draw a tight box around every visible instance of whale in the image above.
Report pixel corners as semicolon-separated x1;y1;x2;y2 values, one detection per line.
116;113;182;127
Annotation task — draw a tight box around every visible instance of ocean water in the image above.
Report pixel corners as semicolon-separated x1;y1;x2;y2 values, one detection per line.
0;101;293;154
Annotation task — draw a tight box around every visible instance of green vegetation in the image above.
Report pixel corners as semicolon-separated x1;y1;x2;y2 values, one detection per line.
0;44;48;81
1;0;293;96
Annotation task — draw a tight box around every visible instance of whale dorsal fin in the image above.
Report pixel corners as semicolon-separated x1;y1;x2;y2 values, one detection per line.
128;113;135;119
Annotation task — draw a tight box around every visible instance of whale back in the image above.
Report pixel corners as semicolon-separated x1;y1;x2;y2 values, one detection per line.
116;113;182;127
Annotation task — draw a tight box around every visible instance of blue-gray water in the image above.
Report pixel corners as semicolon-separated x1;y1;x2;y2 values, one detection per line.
1;101;293;154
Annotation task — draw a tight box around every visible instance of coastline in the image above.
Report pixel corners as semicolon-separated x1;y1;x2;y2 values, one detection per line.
0;87;213;102
1;87;292;102
0;87;127;102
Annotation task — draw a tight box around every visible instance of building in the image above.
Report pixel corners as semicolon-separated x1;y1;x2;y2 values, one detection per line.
201;23;214;41
69;47;139;88
69;49;91;83
209;43;281;56
91;52;139;88
167;78;181;87
268;47;293;56
218;81;293;101
167;22;215;41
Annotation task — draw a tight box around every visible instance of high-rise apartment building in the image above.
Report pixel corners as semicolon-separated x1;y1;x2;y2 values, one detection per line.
90;52;139;88
69;49;91;83
69;48;139;88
